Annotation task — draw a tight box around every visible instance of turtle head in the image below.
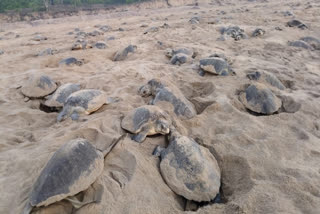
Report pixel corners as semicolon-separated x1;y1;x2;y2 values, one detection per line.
247;71;261;80
138;84;152;97
155;119;170;135
165;48;173;58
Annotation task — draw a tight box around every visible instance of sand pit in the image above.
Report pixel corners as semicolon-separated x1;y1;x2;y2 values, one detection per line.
0;0;320;213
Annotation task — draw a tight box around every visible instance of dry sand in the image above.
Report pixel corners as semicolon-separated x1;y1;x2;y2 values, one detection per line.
0;0;320;213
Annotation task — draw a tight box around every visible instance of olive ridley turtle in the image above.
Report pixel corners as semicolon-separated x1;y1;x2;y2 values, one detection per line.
71;40;93;50
153;132;221;202
138;79;197;119
288;40;313;50
199;56;234;76
166;48;195;65
220;26;248;41
21;74;57;98
300;37;320;50
44;83;81;108
239;83;282;115
287;20;307;29
121;105;172;143
165;47;195;59
113;45;137;61
252;28;266;37
22;138;104;214
246;71;285;90
32;35;47;41
57;89;116;122
59;57;83;66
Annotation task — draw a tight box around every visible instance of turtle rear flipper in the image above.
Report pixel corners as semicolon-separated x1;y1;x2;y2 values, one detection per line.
106;97;121;104
57;111;66;122
65;184;104;209
152;145;165;157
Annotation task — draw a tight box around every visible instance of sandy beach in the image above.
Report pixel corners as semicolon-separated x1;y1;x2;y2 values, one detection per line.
0;0;320;213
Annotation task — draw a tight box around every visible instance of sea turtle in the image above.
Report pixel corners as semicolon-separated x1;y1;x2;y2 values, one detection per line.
138;79;197;119
170;53;189;65
75;31;88;39
161;23;169;29
88;30;103;37
288;40;313;50
246;71;285;90
287;20;307;29
166;47;195;65
44;83;81;108
281;11;294;16
107;36;115;41
21;74;57;98
37;48;58;56
144;27;159;34
99;25;112;32
95;41;107;49
239;83;282;115
113;45;137;61
300;37;320;50
32;35;47;41
199;57;235;76
59;57;83;66
189;16;200;24
22;138;104;214
165;47;194;59
153;132;221;202
121;105;172;143
71;40;93;50
220;26;247;41
252;28;266;37
57;89;117;122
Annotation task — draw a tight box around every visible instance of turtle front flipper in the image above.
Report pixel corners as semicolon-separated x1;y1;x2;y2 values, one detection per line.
66;184;104;209
132;129;149;143
57;106;71;122
21;201;33;214
148;98;155;105
198;70;206;76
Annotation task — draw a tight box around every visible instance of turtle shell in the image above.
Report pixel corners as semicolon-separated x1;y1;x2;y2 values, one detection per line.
300;37;320;50
113;45;137;61
59;57;82;66
239;83;282;114
199;57;233;76
44;83;81;107
21;74;57;98
64;89;107;114
289;40;312;49
121;105;170;133
247;71;285;90
160;136;221;202
30;138;104;207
